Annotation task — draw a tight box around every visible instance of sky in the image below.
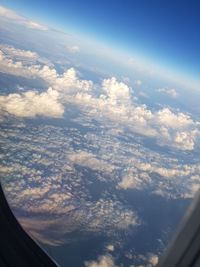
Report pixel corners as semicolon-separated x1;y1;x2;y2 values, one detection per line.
0;0;200;83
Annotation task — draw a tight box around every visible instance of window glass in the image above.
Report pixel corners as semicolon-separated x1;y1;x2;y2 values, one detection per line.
0;2;199;267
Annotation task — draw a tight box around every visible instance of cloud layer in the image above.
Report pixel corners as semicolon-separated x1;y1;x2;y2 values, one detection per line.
0;17;199;267
1;114;199;247
1;45;199;150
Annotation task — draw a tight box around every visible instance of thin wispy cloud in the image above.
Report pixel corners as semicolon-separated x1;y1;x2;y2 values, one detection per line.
157;87;179;98
0;6;48;30
66;45;80;53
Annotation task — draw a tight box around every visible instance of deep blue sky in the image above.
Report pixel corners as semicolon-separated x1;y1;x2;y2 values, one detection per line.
1;0;200;81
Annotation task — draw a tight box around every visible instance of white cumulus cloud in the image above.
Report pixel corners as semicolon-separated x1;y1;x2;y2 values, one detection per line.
68;151;115;173
85;255;116;267
106;244;115;252
102;77;131;104
0;87;64;118
0;44;38;59
148;254;159;266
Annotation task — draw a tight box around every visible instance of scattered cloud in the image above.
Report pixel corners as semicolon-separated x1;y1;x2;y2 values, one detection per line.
0;121;141;244
148;254;159;266
106;244;115;252
68;151;115;173
183;183;200;198
117;157;200;195
0;6;48;30
67;45;80;53
138;91;148;98
87;199;139;232
134;79;142;86
124;251;159;267
118;171;150;190
122;76;130;84
84;252;158;267
157;87;179;98
85;255;116;267
1;105;199;248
